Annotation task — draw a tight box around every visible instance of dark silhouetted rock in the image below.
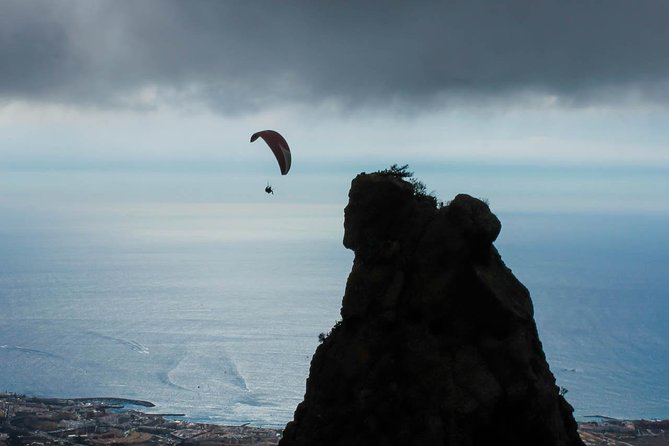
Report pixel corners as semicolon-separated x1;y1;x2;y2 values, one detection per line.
280;172;584;446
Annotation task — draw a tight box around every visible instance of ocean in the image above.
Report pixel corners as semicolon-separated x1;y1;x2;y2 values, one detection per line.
1;201;668;426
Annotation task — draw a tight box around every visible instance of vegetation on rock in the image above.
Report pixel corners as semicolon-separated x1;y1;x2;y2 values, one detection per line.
375;164;439;207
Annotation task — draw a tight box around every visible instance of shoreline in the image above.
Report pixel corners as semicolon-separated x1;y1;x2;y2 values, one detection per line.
1;393;668;445
26;396;156;408
0;393;281;445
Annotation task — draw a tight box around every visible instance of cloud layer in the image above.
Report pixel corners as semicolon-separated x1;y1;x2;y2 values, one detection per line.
2;1;669;113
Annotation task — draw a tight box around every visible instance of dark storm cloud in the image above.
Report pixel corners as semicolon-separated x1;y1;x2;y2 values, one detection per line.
2;0;669;112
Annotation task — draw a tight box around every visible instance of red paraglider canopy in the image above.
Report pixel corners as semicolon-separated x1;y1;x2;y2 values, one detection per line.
250;130;291;175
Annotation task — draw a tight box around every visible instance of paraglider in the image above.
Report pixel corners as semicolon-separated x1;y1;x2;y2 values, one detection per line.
250;130;291;194
250;130;291;175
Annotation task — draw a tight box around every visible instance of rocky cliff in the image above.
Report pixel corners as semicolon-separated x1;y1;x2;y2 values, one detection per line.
280;171;584;446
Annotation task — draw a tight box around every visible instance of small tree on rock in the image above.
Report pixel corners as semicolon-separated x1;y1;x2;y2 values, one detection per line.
376;164;438;207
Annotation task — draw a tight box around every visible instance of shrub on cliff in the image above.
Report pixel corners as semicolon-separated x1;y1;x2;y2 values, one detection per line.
375;164;438;207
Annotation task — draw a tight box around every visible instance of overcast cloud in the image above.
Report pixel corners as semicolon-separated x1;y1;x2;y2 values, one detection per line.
2;0;669;114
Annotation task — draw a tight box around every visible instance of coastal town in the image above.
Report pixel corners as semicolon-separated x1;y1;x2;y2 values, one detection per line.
1;393;667;446
579;418;669;446
0;393;280;446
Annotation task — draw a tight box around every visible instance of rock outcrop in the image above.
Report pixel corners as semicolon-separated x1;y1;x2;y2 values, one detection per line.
280;172;584;446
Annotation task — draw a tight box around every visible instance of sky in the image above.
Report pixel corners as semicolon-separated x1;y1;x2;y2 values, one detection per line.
1;0;669;214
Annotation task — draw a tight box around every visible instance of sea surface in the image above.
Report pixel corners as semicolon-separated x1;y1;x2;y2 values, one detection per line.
1;202;668;426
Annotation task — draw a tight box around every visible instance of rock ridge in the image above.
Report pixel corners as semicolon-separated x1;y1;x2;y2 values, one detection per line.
280;172;584;446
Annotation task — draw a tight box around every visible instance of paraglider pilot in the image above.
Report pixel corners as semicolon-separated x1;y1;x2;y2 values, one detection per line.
250;130;291;196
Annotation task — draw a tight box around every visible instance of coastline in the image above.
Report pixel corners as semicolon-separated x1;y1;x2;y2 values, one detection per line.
1;393;668;445
0;393;281;445
26;397;156;408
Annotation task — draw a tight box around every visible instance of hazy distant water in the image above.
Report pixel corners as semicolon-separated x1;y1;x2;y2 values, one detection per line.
1;202;668;425
497;213;669;421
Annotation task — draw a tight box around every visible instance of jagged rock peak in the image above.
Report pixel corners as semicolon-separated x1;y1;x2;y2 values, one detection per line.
280;171;584;446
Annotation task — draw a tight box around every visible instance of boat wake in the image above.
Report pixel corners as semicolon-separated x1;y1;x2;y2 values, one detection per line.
86;332;150;354
0;344;64;360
